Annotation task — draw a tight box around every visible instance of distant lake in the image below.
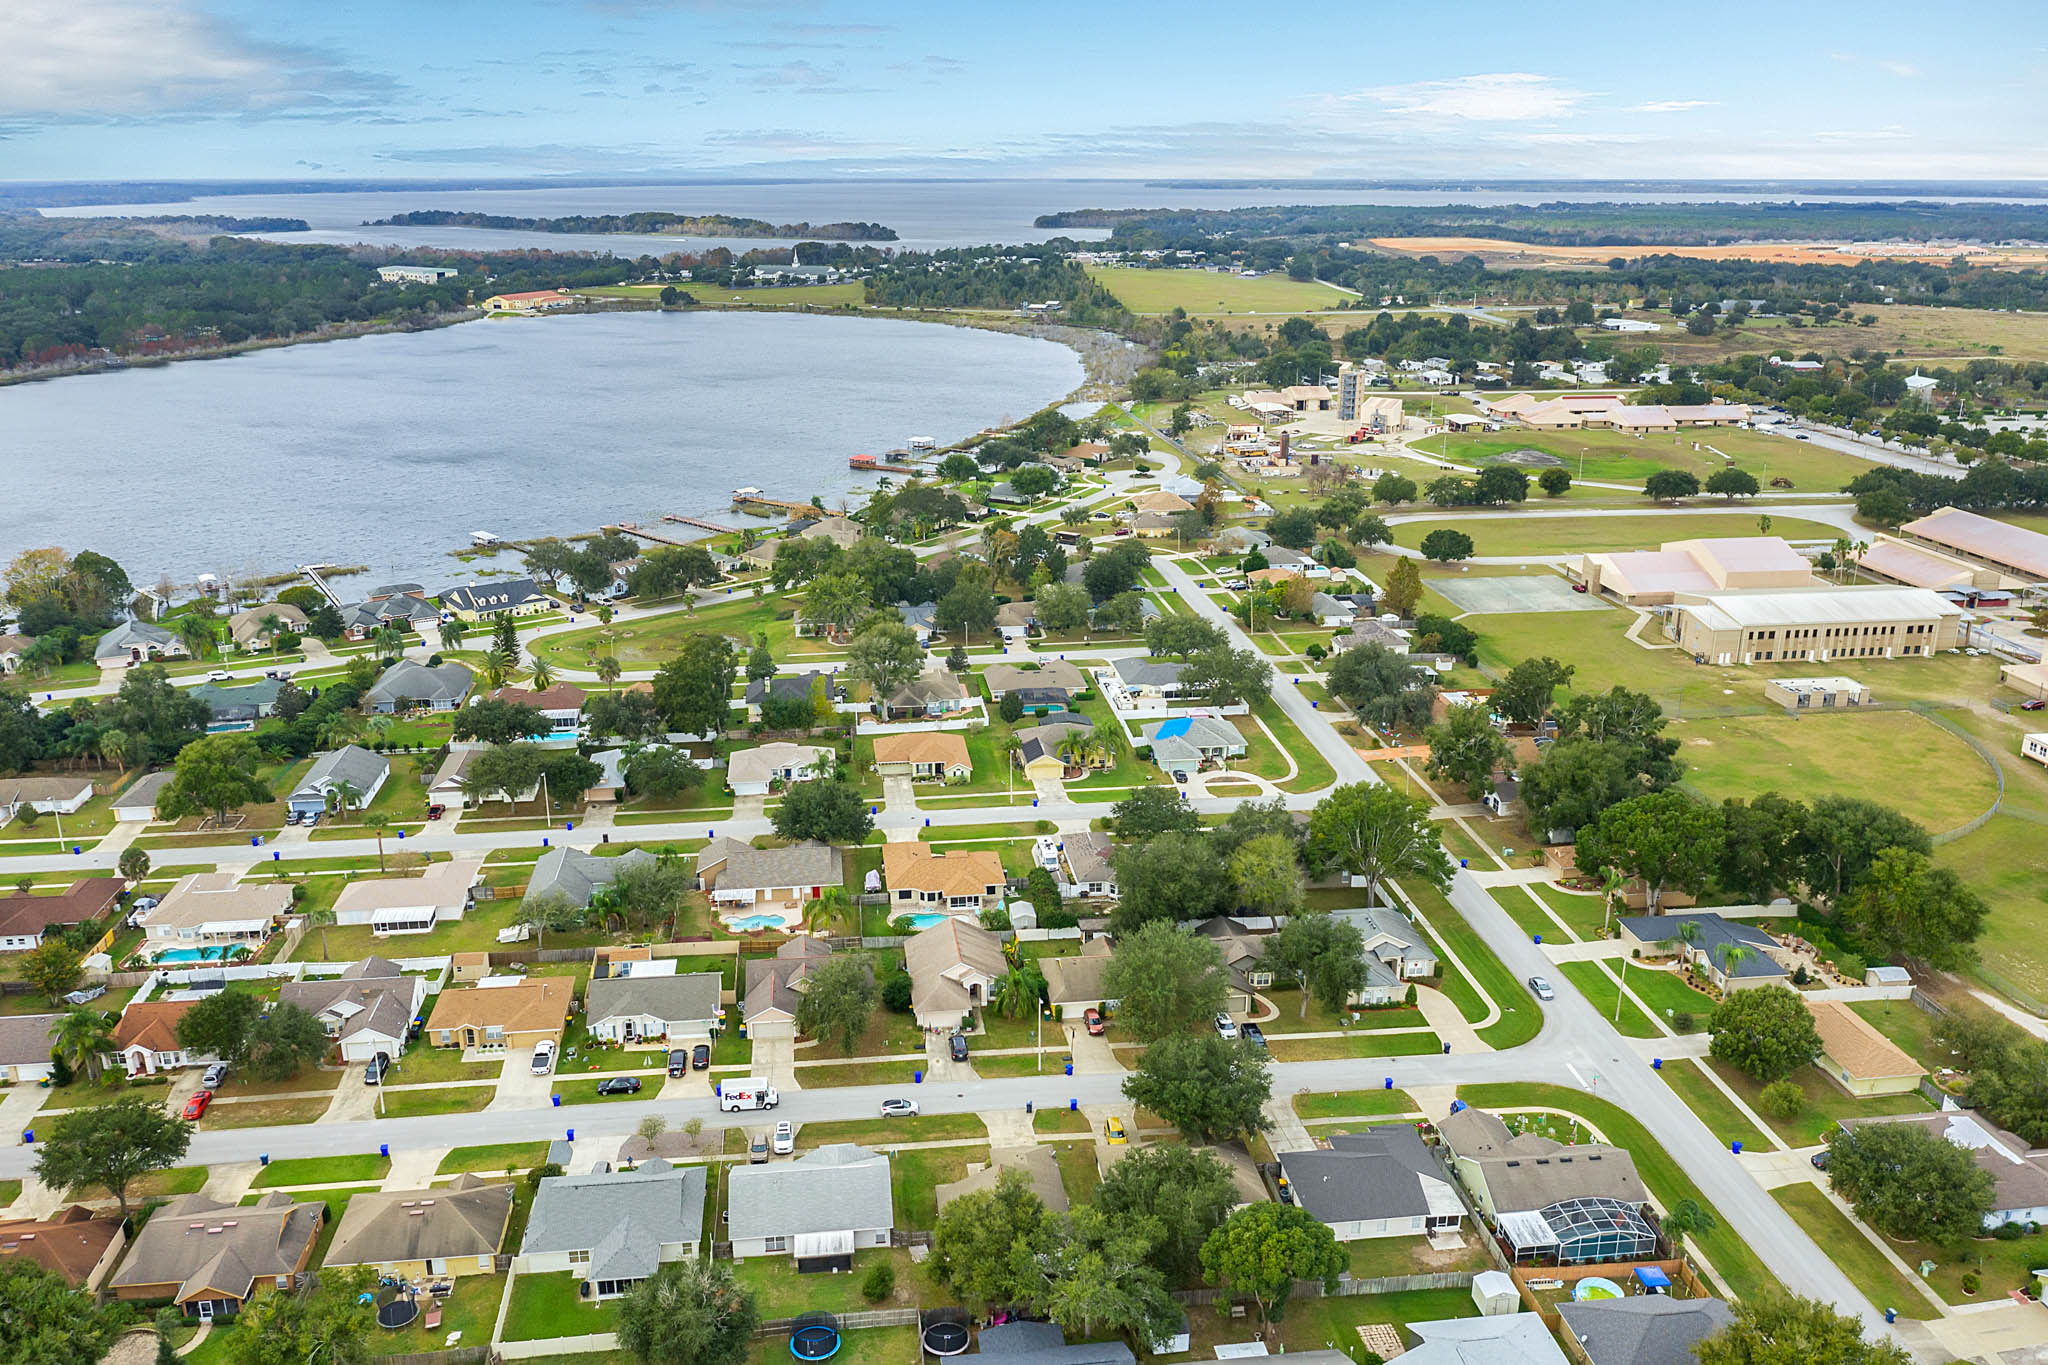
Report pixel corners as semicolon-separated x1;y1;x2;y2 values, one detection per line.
0;310;1082;592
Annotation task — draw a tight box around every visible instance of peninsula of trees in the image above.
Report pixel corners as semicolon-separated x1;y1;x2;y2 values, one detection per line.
366;210;898;240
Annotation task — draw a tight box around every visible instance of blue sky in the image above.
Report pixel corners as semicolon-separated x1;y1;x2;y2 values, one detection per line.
4;0;2045;182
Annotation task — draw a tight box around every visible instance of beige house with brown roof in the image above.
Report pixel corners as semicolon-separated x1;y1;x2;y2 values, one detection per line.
871;731;971;782
0;1205;126;1289
1133;489;1194;516
1807;999;1924;1096
139;874;290;954
105;999;218;1077
323;1177;513;1279
331;855;483;935
1041;937;1116;1020
226;603;307;650
110;1192;322;1318
426;978;572;1054
883;844;1005;917
743;936;840;1041
903;917;1005;1030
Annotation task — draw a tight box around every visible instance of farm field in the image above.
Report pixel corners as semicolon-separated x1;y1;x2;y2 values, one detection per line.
1085;265;1352;315
1389;511;1844;557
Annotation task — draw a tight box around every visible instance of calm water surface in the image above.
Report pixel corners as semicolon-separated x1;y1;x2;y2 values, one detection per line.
0;310;1082;591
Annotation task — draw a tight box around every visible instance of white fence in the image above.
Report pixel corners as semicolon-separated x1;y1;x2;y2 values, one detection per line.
496;1334;618;1359
855;710;989;736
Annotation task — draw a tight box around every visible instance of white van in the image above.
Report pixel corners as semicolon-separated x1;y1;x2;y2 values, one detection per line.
717;1077;780;1112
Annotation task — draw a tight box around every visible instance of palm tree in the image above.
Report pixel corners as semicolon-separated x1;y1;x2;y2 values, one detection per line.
806;888;850;934
1717;943;1756;986
364;815;390;874
989;963;1045;1021
528;656;555;690
304;906;337;960
174;614;216;660
595;656;622;692
1661;1198;1717;1254
438;618;467;653
1600;864;1627;934
316;712;365;749
52;1006;114;1084
371;624;406;662
326;779;363;823
95;727;131;773
259;613;288;655
480;650;510;692
999;734;1022;798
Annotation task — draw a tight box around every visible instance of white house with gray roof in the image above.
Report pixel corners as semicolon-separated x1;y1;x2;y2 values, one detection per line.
364;660;473;714
522;847;654;910
288;746;389;817
1279;1125;1464;1240
278;957;423;1064
94;619;185;665
1111;656;1186;697
726;1143;892;1263
725;742;831;796
584;972;723;1046
518;1160;706;1298
1140;715;1245;777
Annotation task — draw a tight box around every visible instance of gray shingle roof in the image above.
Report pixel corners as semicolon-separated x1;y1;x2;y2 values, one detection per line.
1280;1125;1447;1225
524;846;654;909
94;620;177;660
697;838;842;893
522;1161;706;1272
365;659;473;705
743;936;837;1024
970;1321;1135;1365
441;579;549;613
0;1013;60;1068
292;745;389;803
1616;912;1781;979
726;1144;891;1243
1557;1297;1735;1365
1112;657;1184;689
112;771;172;812
324;1177;513;1269
585;972;722;1028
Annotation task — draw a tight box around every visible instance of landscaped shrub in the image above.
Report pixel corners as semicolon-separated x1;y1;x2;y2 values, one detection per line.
1671;1011;1696;1034
1759;1080;1806;1122
526;1162;564;1188
1961;1272;1981;1295
1994;1221;2025;1241
860;1256;895;1303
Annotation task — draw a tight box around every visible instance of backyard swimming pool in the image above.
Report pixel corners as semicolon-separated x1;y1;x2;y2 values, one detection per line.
726;913;794;932
898;912;963;930
153;945;249;965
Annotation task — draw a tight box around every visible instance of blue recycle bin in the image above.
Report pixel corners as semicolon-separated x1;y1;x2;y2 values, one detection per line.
1653;1058;1662;1070
380;1144;389;1157
913;1070;923;1084
259;1154;270;1166
1069;1098;1078;1111
542;837;550;847
567;1129;574;1142
20;1130;32;1144
1064;1062;1073;1076
551;1094;561;1107
1732;1141;1743;1154
1533;934;1542;944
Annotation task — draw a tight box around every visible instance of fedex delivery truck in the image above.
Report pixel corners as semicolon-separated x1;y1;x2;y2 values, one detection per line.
716;1077;780;1112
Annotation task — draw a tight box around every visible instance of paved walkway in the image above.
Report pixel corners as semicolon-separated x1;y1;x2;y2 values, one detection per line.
1468;866;1560;888
1413;984;1486;1054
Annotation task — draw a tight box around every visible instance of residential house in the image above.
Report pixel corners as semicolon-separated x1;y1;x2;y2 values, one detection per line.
0;633;30;672
585;747;628;802
336;594;439;640
278;956;425;1063
112;771;172;823
1558;1296;1735;1365
1263;545;1329;579
139;874;289;955
1017;715;1097;781
110;1192;322;1319
323;1177;513;1280
94;620;185;665
743;937;845;1041
1438;1105;1648;1220
1140;715;1246;778
1806;999;1924;1096
1311;592;1359;628
1196;917;1274;1013
106;1000;217;1077
1279;1125;1465;1240
524;846;655;911
1614;913;1788;990
1400;1315;1571;1365
744;670;841;717
983;660;1086;701
440;579;553;622
1216;527;1272;554
1110;657;1186;698
0;877;122;953
727;1144;892;1264
1042;938;1116;1020
871;731;972;782
226;603;307;650
1845;1109;2048;1230
584;972;724;1046
995;599;1037;642
518;1161;707;1298
881;675;973;721
190;678;286;731
286;745;390;817
895;600;938;645
903;917;1005;1030
426;977;573;1054
0;1013;61;1083
801;515;864;549
1130;510;1181;539
1133;489;1195;516
884;844;1004;919
726;741;831;796
331;855;483;935
694;838;842;916
963;1321;1136;1365
937;1146;1069;1215
364;659;473;714
1060;831;1118;899
0;1205;126;1290
1333;619;1411;655
1333;906;1440;1004
0;774;95;822
489;682;587;743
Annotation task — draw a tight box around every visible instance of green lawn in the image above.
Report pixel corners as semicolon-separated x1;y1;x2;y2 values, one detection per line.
793;1060;925;1088
1461;1082;1775;1300
0;1179;19;1208
730;1248;913;1318
1846;1001;1946;1071
1267;1032;1444;1060
1559;961;1661;1038
500;1270;622;1341
1934;816;2048;1007
1253;699;1338;793
552;1076;655;1106
1770;1184;1939;1318
1704;1060;1933;1147
1034;1108;1092;1135
386;1047;502;1084
1086;266;1350;315
1392;512;1844;558
1345;1234;1492;1280
1052;1140;1100;1205
892;1145;988;1230
1659;1060;1771;1152
251;1153;391;1188
745;1327;919;1365
372;1272;508;1354
438;1141;551;1176
1292;1088;1419;1119
793;1113;986;1150
1396;880;1540;1049
532;595;800;669
1878;1223;2048;1305
1411;423;1872;490
1619;965;1717;1028
377;1084;495;1117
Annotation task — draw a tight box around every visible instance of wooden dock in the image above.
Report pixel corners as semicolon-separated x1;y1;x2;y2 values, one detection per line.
605;522;706;550
662;512;741;535
731;494;818;517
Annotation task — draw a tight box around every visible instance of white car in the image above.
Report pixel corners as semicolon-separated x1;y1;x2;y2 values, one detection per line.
771;1120;795;1155
530;1040;557;1075
1214;1013;1240;1040
206;669;233;682
1527;976;1556;1002
880;1097;920;1118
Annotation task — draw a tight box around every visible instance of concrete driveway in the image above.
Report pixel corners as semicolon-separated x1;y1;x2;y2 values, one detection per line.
1061;1021;1122;1075
924;1031;974;1083
484;1048;552;1111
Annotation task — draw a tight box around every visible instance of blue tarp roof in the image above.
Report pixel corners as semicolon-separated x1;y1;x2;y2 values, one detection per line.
1155;717;1192;739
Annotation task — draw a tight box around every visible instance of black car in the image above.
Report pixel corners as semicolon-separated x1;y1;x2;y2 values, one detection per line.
364;1054;389;1086
692;1044;711;1071
596;1076;643;1096
1239;1022;1267;1049
668;1049;691;1078
948;1033;969;1062
1810;1150;1830;1171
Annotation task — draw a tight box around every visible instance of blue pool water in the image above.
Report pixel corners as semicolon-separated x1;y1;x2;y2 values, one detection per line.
728;914;790;931
900;913;954;930
153;946;247;965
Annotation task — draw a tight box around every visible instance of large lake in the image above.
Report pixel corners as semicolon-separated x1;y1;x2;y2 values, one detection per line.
0;311;1082;591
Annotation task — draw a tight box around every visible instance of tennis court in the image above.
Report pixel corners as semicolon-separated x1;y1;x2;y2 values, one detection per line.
1428;575;1613;615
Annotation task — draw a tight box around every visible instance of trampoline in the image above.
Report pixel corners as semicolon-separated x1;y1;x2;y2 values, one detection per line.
921;1308;971;1357
376;1293;420;1330
789;1311;841;1361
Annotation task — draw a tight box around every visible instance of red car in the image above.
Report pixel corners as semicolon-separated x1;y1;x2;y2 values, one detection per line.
1084;1008;1105;1036
182;1090;213;1121
1571;582;1589;594
2023;699;2046;712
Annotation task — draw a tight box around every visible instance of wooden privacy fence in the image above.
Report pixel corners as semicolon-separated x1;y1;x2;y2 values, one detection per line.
755;1308;921;1337
1171;1269;1476;1308
369;1350;488;1365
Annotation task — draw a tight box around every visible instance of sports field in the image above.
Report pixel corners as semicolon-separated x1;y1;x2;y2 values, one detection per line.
1411;425;1871;490
1085;265;1352;315
1392;512;1844;557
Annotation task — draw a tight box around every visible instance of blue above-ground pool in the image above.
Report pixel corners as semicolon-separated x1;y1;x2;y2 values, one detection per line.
1573;1276;1625;1301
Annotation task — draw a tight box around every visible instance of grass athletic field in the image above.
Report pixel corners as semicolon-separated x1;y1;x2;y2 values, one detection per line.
1393;512;1846;558
1085;265;1352;315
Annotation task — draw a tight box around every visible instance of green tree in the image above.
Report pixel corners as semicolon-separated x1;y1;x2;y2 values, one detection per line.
651;634;737;738
0;1259;139;1365
1660;1197;1718;1254
1144;616;1225;662
219;1266;375;1365
1094;1142;1238;1285
1034;1205;1183;1347
1373;471;1418;505
450;698;548;744
1758;1080;1805;1122
1709;985;1822;1082
1180;645;1273;708
1827;1122;1996;1244
936;577;998;644
1796;796;1931;905
1266;913;1367;1019
118;845;151;882
175;989;261;1063
519;890;586;953
1327;643;1435;731
746;635;776;684
1035;582;1092;634
614;1259;759;1365
51;1005;115;1083
1418;529;1474;563
242;1003;328;1082
1109;786;1202;840
17;940;83;1004
1717;794;1808;904
1227;832;1302;917
771;779;874;844
1108;832;1225;937
1306;782;1452;909
1575;791;1724;913
1538;467;1572;496
32;1094;192;1219
1840;847;1987;970
460;742;544;806
623;746;705;801
793;953;878;1055
1198;1202;1344;1330
1692;1290;1911;1365
1706;468;1762;499
1491;656;1574;727
1123;1032;1272;1143
1349;514;1393;548
1644;469;1701;501
844;620;924;701
1100;920;1228;1039
158;732;269;824
1426;702;1514;800
930;1167;1049;1309
1380;556;1423;616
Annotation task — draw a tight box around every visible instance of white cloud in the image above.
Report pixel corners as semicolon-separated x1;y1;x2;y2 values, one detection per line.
0;0;392;119
1632;100;1716;113
1878;60;1921;78
1333;72;1588;122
